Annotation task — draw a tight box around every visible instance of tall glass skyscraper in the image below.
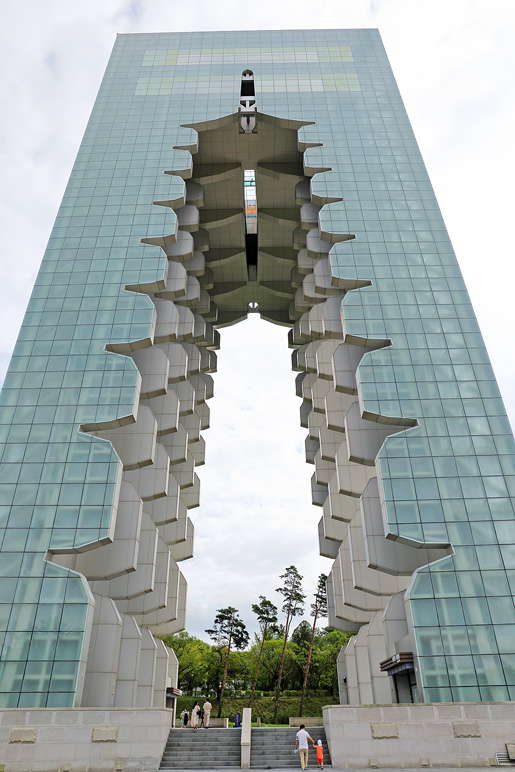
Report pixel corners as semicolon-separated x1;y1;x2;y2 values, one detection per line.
1;29;514;709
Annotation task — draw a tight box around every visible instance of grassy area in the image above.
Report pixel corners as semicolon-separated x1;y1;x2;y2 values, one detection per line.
176;692;338;725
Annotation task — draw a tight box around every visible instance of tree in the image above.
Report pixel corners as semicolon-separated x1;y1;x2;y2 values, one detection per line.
273;565;305;723
160;632;212;693
291;620;312;647
248;637;284;691
205;607;249;717
316;628;353;696
249;595;278;705
299;574;328;717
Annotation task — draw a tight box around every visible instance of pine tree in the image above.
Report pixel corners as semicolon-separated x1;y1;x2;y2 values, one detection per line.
206;607;249;717
299;574;328;717
249;596;278;705
273;565;305;723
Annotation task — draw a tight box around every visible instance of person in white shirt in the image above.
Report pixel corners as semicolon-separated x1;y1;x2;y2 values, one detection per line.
295;724;315;770
203;699;212;728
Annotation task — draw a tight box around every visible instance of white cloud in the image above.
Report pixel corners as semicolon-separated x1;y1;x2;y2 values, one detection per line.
1;0;514;640
185;316;330;638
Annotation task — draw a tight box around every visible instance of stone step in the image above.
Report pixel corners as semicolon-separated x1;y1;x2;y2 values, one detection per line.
168;730;243;735
161;764;240;769
161;760;241;765
164;741;242;746
250;755;331;766
251;747;306;752
163;745;241;750
161;759;240;764
249;760;330;767
165;741;242;747
168;729;243;735
160;726;242;770
162;751;241;758
164;739;240;743
250;727;330;769
166;738;242;744
161;760;240;764
160;724;330;770
252;752;332;757
251;759;330;765
251;742;330;749
162;748;240;753
252;748;330;753
252;729;325;737
165;736;242;741
251;740;327;747
163;746;241;752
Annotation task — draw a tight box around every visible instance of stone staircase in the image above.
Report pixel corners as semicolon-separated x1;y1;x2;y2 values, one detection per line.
160;727;242;769
250;727;331;769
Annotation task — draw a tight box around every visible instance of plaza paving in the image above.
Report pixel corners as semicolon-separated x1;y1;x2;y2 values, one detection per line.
151;767;491;772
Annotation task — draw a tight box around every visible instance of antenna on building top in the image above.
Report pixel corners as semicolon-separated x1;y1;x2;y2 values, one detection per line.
239;69;257;133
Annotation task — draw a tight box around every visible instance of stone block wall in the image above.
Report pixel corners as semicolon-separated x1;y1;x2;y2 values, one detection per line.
323;703;515;768
0;708;173;772
289;717;324;727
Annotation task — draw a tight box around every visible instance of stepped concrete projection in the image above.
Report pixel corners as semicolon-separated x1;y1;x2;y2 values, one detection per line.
250;727;331;769
160;727;242;769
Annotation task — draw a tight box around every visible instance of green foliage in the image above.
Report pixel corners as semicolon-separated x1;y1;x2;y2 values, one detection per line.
159;627;351;700
159;581;353;715
299;573;329;716
311;574;328;620
174;692;340;724
206;607;249;651
302;628;351;695
206;606;250;717
251;596;278;632
160;632;213;693
275;566;306;627
273;565;306;722
291;620;312;646
249;595;279;703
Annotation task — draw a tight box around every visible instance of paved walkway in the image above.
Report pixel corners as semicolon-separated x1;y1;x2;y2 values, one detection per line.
154;767;489;772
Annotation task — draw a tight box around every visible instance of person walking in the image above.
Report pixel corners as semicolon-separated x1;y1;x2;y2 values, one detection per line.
295;724;315;770
203;699;212;728
316;739;324;770
180;708;189;728
191;701;200;729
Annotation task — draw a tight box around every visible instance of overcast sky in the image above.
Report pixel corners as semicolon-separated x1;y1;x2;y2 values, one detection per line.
1;0;514;643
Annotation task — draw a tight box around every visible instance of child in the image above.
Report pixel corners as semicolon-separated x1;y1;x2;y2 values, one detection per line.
316;739;324;770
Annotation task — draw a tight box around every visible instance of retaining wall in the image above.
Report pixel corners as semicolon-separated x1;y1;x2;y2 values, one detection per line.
0;708;173;772
323;703;515;768
289;717;324;727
